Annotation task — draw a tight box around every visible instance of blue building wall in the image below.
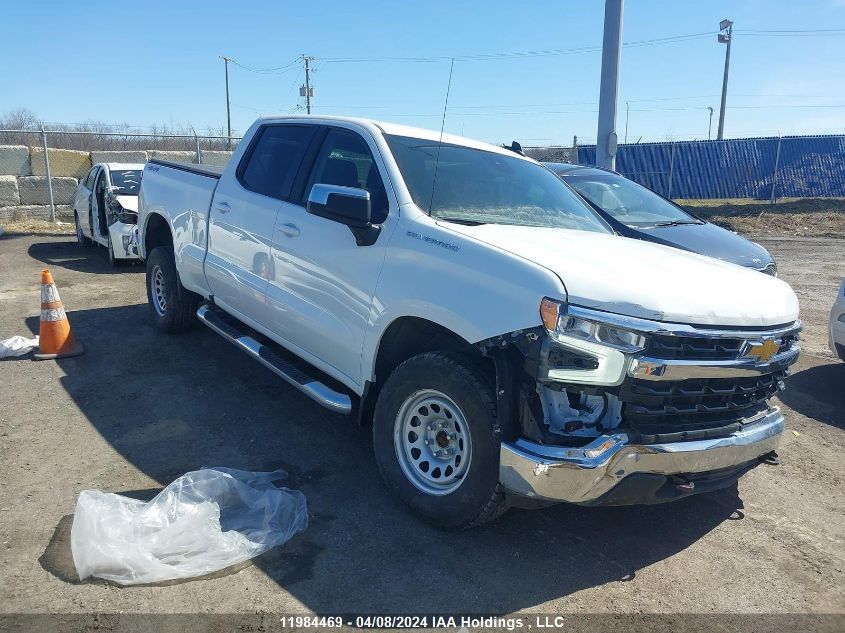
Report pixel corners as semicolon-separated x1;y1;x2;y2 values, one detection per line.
576;135;845;199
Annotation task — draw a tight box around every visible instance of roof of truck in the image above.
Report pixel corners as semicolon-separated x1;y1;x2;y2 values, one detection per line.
253;114;528;160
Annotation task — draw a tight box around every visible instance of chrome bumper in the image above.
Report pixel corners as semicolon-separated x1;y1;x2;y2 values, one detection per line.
499;407;784;504
628;346;799;381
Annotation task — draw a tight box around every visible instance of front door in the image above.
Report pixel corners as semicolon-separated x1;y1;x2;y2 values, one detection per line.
267;126;393;387
75;167;97;236
205;124;318;326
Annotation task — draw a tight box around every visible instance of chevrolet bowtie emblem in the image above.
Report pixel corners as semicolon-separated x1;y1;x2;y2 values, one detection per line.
745;339;780;362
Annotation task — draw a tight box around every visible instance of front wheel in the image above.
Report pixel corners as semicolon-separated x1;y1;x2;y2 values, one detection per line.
373;351;507;528
146;246;199;333
107;234;121;267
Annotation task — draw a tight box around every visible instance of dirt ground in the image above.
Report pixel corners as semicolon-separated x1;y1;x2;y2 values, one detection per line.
681;198;845;239
0;233;843;631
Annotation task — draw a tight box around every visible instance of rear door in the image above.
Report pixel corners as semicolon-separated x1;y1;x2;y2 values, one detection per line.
266;126;393;387
204;124;318;326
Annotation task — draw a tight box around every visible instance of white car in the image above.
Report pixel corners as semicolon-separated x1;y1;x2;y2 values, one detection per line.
74;163;144;265
830;278;845;361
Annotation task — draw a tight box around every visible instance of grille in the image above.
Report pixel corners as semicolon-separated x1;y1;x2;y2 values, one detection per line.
644;331;797;361
619;371;785;443
761;263;777;276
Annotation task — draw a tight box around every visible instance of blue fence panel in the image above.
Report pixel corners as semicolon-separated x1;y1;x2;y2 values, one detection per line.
575;135;845;199
776;136;845;197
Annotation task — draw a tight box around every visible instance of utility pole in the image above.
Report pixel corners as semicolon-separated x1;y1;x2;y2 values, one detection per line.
717;19;732;140
708;106;714;140
221;56;232;149
596;0;624;169
301;55;315;114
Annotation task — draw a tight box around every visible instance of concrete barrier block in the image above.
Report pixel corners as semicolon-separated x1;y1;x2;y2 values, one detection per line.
149;150;198;164
30;147;91;178
91;150;148;165
199;150;233;167
0;204;75;222
0;175;20;206
0;145;31;176
18;176;78;205
0;205;49;220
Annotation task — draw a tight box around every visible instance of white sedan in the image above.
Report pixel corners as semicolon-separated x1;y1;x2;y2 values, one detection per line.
830;278;845;362
73;162;144;265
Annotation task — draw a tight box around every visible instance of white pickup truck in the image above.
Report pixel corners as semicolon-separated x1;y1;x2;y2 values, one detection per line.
137;116;801;527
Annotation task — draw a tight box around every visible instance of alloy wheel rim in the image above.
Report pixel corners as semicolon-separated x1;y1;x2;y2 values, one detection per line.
151;266;167;316
393;389;472;496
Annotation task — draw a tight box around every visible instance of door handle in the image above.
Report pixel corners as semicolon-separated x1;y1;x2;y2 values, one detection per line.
214;201;231;214
278;223;300;237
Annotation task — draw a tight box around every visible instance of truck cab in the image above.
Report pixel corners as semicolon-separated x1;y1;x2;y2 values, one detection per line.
137;116;800;527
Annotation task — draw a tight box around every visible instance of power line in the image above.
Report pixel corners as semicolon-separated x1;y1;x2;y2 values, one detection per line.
227;57;301;75
319;31;715;64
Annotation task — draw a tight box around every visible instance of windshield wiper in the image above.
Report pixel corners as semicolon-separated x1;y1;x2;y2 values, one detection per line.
437;217;487;226
651;219;702;227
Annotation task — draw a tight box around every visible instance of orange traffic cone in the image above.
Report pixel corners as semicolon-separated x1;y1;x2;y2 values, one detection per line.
33;269;84;360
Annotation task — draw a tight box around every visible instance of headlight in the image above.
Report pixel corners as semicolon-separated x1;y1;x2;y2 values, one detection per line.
541;298;646;352
539;298;646;386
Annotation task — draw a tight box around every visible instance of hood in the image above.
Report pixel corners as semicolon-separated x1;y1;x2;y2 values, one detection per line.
626;221;773;269
115;195;138;213
442;223;799;327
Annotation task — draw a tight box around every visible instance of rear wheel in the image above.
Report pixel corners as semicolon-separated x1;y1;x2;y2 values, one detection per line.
146;246;199;333
373;351;507;528
75;212;92;247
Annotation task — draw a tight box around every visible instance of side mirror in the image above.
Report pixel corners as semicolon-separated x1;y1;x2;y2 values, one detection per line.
307;184;381;246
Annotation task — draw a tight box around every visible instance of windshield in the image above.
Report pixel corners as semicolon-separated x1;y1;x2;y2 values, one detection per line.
109;169;143;195
560;171;697;227
386;135;611;233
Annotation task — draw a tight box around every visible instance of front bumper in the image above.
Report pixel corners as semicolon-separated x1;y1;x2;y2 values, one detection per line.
499;406;784;505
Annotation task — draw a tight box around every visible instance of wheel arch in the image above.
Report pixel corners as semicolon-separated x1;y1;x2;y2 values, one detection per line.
355;315;494;426
142;212;173;259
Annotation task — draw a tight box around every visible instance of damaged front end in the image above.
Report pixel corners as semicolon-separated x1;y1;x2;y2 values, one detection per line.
480;299;801;506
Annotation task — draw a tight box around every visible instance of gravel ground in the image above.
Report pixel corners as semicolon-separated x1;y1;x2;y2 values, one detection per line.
0;234;842;630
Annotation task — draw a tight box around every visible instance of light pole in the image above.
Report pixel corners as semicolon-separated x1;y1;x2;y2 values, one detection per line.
708;106;714;140
221;56;232;149
716;19;732;140
596;0;624;169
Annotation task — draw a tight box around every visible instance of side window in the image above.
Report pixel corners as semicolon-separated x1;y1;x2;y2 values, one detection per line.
239;125;316;200
84;168;97;189
306;129;389;223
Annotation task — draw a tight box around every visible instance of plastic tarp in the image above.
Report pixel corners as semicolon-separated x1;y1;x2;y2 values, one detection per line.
71;467;308;585
0;335;38;358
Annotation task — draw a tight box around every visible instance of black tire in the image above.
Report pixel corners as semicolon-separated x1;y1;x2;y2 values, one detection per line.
74;212;92;247
146;246;199;333
373;351;507;528
107;234;122;267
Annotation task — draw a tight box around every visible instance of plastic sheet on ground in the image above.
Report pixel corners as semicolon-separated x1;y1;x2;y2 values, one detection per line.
0;335;39;358
70;467;308;585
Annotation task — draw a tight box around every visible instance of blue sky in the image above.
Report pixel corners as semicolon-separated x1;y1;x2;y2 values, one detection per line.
2;0;844;144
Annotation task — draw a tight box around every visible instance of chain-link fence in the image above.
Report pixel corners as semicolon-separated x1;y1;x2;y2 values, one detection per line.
0;129;241;222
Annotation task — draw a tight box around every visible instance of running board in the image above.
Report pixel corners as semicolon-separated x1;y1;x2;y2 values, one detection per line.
196;304;352;415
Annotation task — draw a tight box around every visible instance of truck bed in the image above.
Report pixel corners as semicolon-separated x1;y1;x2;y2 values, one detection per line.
147;159;223;179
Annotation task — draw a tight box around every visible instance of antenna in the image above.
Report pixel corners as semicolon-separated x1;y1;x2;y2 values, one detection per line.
427;58;455;214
